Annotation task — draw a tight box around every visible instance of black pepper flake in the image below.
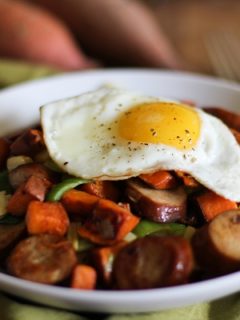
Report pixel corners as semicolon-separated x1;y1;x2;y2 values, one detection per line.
173;117;177;120
185;129;190;133
144;143;149;146
152;131;157;136
112;143;116;146
63;161;68;166
100;124;104;127
107;127;111;131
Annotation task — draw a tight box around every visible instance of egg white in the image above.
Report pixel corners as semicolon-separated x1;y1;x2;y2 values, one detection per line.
41;86;240;202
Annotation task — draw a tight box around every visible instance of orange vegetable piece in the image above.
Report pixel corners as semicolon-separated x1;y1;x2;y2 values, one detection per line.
61;189;99;220
7;184;35;216
7;175;50;216
91;242;126;285
175;170;200;188
230;128;240;144
81;180;120;201
196;191;237;222
71;264;97;290
26;200;70;236
139;170;178;189
78;198;140;245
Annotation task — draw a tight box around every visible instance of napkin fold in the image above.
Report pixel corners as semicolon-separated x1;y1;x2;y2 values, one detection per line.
0;58;240;320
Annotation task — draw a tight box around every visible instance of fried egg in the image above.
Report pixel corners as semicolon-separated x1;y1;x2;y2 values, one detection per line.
40;86;240;201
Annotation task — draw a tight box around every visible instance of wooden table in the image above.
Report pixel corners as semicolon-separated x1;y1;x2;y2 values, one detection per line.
148;0;240;75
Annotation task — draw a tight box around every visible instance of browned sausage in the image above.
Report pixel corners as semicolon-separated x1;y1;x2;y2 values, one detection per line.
9;163;53;190
7;234;77;284
7;175;51;216
112;235;193;289
10;129;44;156
125;179;187;223
192;209;240;276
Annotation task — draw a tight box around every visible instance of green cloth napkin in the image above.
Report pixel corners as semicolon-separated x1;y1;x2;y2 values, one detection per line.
0;59;59;88
1;58;240;320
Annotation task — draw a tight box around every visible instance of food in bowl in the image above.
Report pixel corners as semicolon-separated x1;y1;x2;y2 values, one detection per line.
1;86;240;290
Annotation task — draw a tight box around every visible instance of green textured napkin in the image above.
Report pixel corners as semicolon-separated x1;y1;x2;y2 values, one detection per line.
0;58;58;88
1;58;240;320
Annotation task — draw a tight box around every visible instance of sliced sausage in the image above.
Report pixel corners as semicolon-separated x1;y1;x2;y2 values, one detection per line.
192;209;240;276
112;235;194;289
9;163;53;190
7;234;77;284
125;179;187;223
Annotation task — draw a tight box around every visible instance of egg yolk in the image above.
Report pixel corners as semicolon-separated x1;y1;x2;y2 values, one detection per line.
118;102;200;150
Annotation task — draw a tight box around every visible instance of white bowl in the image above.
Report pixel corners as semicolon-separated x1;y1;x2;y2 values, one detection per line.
0;69;240;314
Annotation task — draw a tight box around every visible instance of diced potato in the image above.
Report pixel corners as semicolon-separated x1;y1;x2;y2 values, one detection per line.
7;156;33;171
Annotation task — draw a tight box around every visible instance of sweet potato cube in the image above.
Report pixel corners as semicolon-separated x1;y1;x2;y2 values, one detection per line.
140;170;178;189
61;189;99;220
81;180;120;201
78;199;140;245
196;191;237;222
71;264;97;290
26;200;70;236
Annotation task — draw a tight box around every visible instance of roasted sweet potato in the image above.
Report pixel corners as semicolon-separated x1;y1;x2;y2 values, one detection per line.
26;200;70;236
80;180;120;201
139;170;178;190
61;189;99;221
78;198;140;245
71;264;97;290
196;190;237;222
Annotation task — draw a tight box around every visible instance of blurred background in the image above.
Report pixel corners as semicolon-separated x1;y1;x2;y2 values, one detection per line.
1;0;240;86
146;0;240;76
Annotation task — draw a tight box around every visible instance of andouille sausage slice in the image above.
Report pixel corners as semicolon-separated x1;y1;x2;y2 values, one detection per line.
9;163;53;190
112;235;194;289
7;234;77;284
192;209;240;276
125;179;187;223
